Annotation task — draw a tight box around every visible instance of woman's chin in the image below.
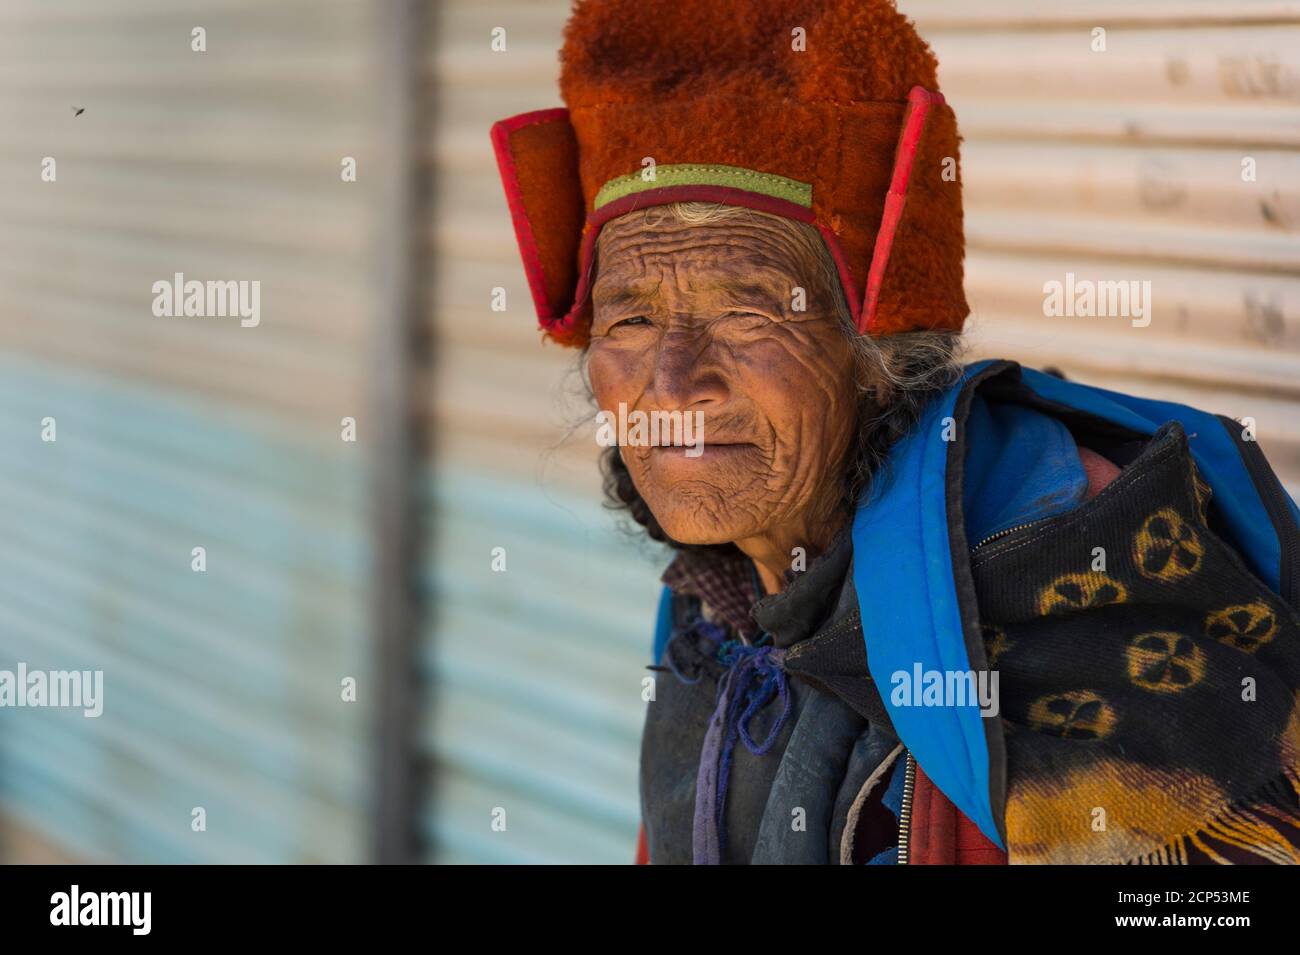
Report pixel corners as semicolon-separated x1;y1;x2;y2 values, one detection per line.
654;510;764;549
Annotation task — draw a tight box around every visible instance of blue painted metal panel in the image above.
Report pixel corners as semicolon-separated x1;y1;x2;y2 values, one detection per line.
0;357;372;862
419;465;667;864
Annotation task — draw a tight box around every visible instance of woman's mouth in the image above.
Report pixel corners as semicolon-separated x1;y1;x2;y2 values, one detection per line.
649;441;757;461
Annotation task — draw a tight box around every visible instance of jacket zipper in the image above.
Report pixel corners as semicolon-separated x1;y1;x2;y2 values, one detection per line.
897;752;916;864
969;518;1045;554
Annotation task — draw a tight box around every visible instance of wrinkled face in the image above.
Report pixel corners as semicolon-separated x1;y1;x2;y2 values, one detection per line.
586;207;858;547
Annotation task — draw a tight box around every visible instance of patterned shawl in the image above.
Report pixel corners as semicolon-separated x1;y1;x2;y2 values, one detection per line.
973;424;1300;864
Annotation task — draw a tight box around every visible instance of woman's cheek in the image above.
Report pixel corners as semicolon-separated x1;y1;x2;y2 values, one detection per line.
733;340;810;418
585;347;622;412
587;342;651;411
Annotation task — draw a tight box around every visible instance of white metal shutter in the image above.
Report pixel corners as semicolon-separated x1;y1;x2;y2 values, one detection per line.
0;0;386;862
900;0;1300;493
423;1;664;864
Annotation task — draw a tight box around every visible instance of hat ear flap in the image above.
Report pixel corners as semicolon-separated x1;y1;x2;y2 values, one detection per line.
860;86;967;336
860;87;941;332
490;109;586;341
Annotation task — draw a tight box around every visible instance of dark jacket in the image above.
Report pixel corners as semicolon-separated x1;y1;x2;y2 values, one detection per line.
638;361;1300;864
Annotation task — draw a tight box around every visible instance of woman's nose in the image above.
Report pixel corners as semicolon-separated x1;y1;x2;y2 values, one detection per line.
647;333;728;412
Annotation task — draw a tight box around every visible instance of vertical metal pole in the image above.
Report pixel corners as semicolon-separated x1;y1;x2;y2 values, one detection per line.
371;0;425;864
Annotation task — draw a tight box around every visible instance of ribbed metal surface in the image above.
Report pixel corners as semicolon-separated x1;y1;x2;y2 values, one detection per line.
0;0;383;862
422;0;663;862
905;3;1300;494
419;469;664;864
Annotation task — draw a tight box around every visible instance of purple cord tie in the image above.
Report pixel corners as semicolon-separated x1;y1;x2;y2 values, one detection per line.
691;643;789;865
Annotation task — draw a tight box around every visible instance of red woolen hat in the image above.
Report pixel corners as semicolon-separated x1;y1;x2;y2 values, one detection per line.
490;0;967;347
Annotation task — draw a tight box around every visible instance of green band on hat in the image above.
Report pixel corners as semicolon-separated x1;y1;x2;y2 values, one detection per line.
593;163;813;210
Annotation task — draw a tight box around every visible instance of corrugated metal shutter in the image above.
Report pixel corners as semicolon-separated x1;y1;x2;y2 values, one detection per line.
423;1;664;864
901;0;1300;493
0;0;386;862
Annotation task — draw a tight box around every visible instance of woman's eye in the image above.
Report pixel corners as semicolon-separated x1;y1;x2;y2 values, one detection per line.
724;310;770;325
611;316;651;330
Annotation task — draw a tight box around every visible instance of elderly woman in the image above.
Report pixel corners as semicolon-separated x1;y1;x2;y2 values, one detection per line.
492;0;1300;864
